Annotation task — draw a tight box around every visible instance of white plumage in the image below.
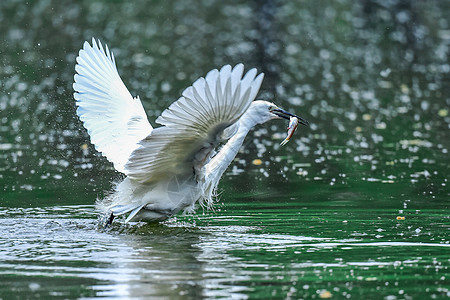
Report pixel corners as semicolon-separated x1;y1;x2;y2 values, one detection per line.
73;38;307;223
74;39;152;173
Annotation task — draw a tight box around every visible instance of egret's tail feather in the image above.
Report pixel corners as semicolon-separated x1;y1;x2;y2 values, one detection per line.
109;204;142;216
124;204;146;223
98;201;146;224
95;178;146;223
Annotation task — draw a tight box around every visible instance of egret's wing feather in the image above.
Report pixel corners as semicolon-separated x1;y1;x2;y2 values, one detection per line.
125;64;264;183
155;64;263;133
73;38;153;173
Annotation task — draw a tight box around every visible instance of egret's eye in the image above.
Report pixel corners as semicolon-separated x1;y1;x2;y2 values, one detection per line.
268;105;276;111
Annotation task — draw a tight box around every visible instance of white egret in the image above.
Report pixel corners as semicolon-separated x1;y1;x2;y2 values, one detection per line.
73;38;308;224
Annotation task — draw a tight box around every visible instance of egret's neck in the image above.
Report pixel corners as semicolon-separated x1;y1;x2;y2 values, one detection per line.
204;114;256;183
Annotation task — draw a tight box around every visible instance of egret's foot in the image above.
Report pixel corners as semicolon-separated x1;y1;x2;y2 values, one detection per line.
105;212;115;228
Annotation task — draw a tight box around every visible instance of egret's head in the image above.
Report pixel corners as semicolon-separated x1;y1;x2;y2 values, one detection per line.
248;100;309;126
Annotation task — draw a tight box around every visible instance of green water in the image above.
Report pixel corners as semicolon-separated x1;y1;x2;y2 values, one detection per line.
1;0;449;299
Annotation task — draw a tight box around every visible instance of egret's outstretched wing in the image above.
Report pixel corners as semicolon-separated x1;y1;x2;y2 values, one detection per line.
125;64;264;183
73;38;153;173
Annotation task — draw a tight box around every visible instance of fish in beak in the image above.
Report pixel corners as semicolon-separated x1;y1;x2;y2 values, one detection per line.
271;108;309;126
280;116;299;146
270;108;309;146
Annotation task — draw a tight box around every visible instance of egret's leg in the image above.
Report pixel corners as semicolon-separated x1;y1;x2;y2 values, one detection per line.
105;212;115;227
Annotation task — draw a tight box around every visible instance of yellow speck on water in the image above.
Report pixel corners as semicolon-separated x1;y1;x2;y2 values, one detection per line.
362;114;371;121
355;126;362;132
382;180;395;183
252;159;263;166
319;290;332;298
81;144;88;150
400;84;409;94
397;216;405;220
365;277;378;281
438;109;448;117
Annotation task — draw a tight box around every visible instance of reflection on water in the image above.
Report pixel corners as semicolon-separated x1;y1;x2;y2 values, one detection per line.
1;205;449;299
1;0;449;298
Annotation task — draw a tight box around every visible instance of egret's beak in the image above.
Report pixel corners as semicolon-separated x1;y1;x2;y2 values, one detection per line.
271;108;309;126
